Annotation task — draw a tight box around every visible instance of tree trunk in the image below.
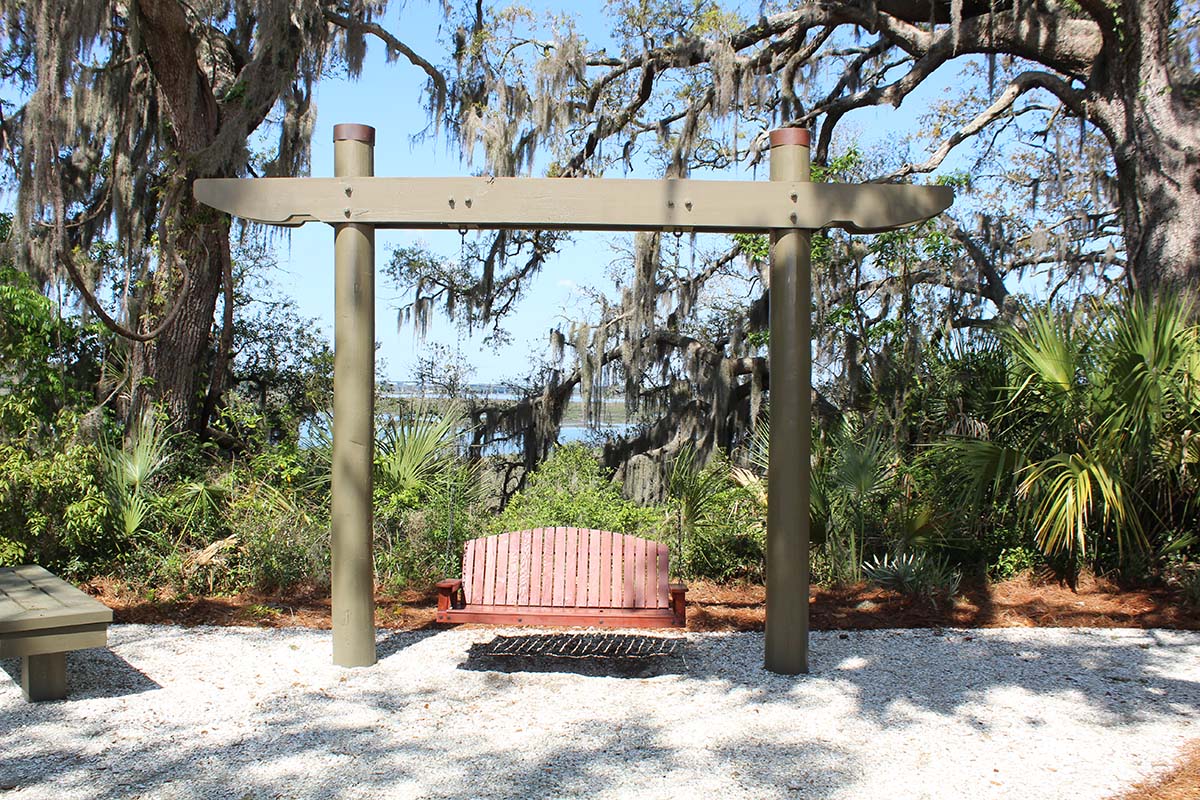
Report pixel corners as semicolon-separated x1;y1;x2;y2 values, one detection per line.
1109;0;1200;299
1116;110;1200;298
141;189;230;432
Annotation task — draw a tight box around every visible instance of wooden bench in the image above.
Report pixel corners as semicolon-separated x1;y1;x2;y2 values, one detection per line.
437;528;686;628
0;565;112;701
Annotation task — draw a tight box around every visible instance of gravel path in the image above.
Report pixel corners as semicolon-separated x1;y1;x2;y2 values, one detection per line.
2;625;1198;800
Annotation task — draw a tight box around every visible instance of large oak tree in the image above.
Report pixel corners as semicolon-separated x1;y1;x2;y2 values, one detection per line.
0;0;445;433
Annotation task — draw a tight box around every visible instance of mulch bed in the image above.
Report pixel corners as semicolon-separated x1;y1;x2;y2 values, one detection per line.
88;573;1198;633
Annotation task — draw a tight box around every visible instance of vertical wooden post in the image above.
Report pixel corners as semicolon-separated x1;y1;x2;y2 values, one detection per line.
331;123;377;667
765;128;812;675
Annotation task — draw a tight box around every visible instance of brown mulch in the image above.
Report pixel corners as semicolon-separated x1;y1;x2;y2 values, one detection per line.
689;573;1200;632
83;573;1199;798
1110;742;1200;800
88;572;1198;633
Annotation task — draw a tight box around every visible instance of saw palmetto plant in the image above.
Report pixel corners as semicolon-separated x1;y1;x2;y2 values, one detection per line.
943;296;1200;571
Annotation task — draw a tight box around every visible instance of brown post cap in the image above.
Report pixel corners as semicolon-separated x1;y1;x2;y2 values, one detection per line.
769;128;811;148
333;124;376;145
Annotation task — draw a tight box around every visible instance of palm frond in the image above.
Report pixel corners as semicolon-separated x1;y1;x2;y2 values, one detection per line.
376;399;468;497
1018;449;1145;560
1006;309;1079;396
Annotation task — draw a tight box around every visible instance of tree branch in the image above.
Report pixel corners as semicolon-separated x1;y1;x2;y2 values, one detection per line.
136;0;219;154
322;9;448;120
875;70;1088;182
57;249;192;343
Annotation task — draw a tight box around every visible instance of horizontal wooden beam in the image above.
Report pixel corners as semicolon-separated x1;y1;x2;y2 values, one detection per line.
195;176;953;233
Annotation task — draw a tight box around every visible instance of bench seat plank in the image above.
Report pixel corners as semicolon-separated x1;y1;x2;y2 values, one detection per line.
1;566;113;702
0;566;112;634
0;624;108;658
656;543;670;609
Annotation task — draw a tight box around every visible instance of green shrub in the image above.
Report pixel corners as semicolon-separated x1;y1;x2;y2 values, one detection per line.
1180;568;1200;609
491;444;660;535
940;297;1200;575
375;461;483;589
0;265;102;441
223;481;328;593
863;551;961;603
0;430;111;575
989;545;1041;581
678;483;765;582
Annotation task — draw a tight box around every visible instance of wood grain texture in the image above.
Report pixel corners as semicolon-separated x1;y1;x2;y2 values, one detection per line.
587;530;602;607
656;544;670;609
506;532;522;606
552;528;567;607
599;531;612;608
445;531;686;628
494;532;511;607
0;566;112;634
195;177;954;235
529;528;544;606
540;528;556;606
564;528;579;607
462;540;477;604
483;535;498;606
469;539;486;606
633;538;647;609
438;605;683;628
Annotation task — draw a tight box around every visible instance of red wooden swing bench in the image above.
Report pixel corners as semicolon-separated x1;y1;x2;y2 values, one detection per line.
436;528;686;628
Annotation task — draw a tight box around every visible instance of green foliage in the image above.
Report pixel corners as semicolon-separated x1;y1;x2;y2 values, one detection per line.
811;147;863;184
372;400;483;588
0;264;102;439
228;282;334;443
668;446;724;544
667;446;759;580
681;481;765;582
863;551;961;604
812;420;899;584
376;460;481;589
989;545;1041;581
732;232;769;264
1181;568;1200;609
944;296;1200;574
491;444;659;534
0;417;110;575
934;171;972;189
376;399;467;502
98;409;175;545
224;481;327;593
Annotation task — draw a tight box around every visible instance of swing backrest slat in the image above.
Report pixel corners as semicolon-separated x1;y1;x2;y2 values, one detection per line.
460;528;671;610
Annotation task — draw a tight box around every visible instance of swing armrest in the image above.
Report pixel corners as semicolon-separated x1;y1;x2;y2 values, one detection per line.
436;579;464;614
669;583;687;627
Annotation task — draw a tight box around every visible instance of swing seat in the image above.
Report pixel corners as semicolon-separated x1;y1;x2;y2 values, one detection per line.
437;528;686;628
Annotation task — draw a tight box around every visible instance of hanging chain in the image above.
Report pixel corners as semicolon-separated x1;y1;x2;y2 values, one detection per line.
446;227;469;575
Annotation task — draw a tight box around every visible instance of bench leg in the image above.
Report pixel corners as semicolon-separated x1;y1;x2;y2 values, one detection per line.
21;653;67;702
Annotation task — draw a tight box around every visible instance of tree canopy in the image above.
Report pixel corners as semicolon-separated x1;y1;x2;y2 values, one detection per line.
384;0;1199;490
1;0;1197;485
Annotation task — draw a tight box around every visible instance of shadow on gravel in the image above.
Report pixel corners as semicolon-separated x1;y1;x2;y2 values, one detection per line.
678;629;1200;730
457;632;687;678
376;627;442;660
1;648;159;702
0;694;854;800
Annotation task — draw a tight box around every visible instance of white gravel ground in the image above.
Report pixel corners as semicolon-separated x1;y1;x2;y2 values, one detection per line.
2;625;1198;800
